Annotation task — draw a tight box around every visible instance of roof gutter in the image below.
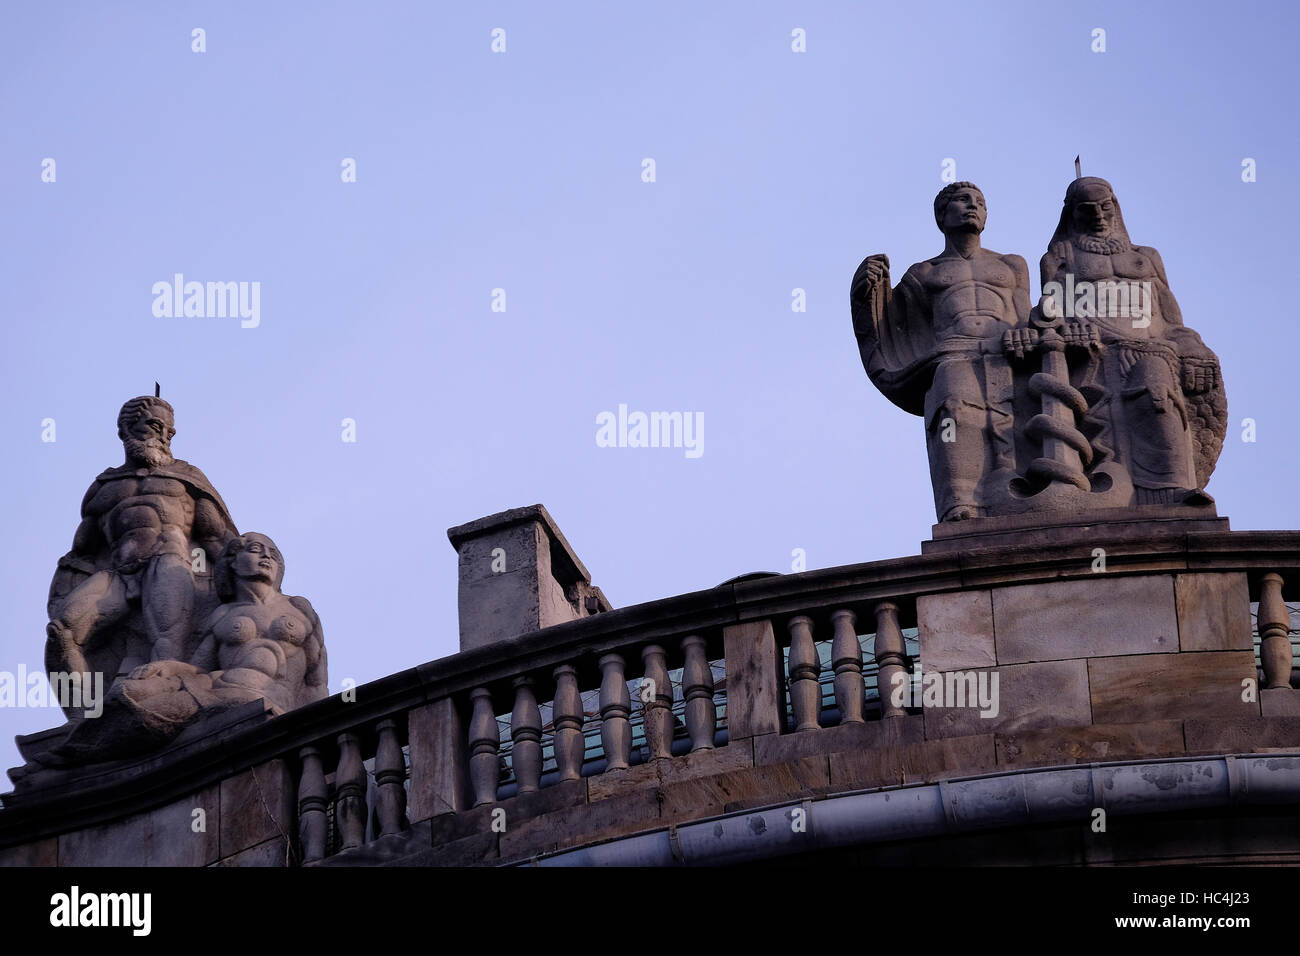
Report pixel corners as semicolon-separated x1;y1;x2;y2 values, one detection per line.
519;753;1300;866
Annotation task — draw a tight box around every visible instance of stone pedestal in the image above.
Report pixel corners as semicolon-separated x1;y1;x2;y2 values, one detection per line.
922;505;1227;554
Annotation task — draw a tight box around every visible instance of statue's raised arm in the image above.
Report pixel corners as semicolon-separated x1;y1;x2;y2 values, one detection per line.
850;253;940;417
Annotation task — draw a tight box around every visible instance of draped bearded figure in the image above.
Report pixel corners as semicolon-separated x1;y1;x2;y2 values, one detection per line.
1038;177;1227;505
45;396;238;713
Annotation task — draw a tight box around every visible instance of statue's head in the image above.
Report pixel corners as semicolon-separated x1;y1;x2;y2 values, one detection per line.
117;396;176;468
1051;177;1132;249
217;532;285;598
933;182;986;234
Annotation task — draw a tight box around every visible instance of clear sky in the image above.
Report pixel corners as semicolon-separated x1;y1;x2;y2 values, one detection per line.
2;0;1297;781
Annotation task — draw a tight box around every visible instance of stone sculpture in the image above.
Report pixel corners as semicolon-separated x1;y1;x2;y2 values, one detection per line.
1035;177;1226;505
50;532;327;761
850;176;1226;521
18;396;327;776
45;395;237;707
850;182;1030;521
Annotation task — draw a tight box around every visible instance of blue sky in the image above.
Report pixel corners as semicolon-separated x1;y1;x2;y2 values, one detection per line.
2;0;1298;779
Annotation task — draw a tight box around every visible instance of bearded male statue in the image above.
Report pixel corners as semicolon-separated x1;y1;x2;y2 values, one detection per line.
1036;177;1227;504
44;395;238;717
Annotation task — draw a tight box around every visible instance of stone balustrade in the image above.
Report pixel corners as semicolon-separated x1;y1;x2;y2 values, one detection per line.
5;527;1300;867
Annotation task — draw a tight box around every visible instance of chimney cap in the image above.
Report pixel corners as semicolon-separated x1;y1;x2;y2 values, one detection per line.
447;503;592;585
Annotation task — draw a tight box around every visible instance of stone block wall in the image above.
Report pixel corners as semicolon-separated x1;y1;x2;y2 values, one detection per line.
0;759;295;867
916;571;1263;739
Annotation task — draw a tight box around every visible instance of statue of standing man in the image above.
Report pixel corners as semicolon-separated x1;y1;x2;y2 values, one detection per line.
45;395;238;715
850;182;1032;521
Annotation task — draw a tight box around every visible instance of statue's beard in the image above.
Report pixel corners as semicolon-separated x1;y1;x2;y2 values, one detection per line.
1071;226;1130;255
124;437;174;468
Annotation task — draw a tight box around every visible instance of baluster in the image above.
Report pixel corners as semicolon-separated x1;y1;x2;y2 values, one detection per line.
297;744;328;863
787;615;821;732
1260;573;1293;689
641;644;673;759
511;676;543;793
335;731;367;850
831;608;864;724
681;635;716;752
598;653;631;771
552;664;585;781
374;718;407;836
873;601;908;718
468;687;500;806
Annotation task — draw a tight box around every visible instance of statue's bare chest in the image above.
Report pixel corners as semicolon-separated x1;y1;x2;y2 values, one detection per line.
923;257;1017;294
91;475;193;518
1071;249;1158;282
216;603;310;647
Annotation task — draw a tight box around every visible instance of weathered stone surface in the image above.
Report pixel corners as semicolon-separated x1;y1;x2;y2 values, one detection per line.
753;715;923;766
212;837;287;867
828;734;996;790
1175;572;1251;651
923;508;1227;554
408;696;470;822
219;759;293;859
313;827;431;867
658;755;830;820
44;395;238;714
851;177;1226;523
1261;687;1300;717
428;778;586;848
428;799;496;848
498;787;661;863
721;620;784;740
923;659;1091;738
917;590;996;671
589;741;754;802
1184;716;1300;752
997;720;1185;767
992;575;1178;664
955;539;1189;587
58;785;220;866
447;504;608;652
425;829;501;867
28;395;328;779
0;837;57;867
1089;651;1257;724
